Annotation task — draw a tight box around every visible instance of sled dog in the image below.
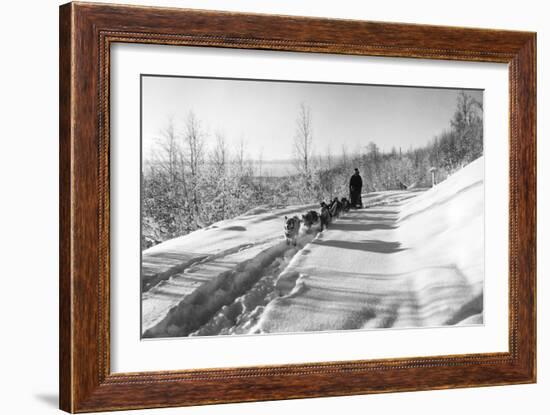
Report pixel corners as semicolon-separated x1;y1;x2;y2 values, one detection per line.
284;216;301;246
320;202;331;231
329;197;342;218
302;210;320;229
341;197;351;212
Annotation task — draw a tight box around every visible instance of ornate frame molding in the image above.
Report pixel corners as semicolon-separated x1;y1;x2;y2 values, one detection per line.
60;2;536;412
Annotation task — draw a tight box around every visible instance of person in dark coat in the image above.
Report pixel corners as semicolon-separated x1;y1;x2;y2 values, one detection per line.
349;168;363;208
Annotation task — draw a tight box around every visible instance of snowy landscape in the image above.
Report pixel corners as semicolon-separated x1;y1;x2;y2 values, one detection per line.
141;76;484;338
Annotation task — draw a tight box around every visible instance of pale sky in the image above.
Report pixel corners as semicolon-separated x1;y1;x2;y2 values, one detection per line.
142;75;482;161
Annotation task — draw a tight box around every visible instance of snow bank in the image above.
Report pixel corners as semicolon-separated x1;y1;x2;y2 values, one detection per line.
398;156;484;290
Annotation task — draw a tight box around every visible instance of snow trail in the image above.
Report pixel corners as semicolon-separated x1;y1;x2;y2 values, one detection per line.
255;158;484;333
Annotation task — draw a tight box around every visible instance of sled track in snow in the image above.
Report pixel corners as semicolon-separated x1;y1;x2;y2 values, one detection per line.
142;216;345;338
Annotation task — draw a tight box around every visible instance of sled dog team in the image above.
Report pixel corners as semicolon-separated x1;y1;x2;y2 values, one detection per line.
283;197;352;246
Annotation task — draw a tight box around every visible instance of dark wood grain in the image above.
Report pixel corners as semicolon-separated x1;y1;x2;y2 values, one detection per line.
59;3;73;411
59;2;536;412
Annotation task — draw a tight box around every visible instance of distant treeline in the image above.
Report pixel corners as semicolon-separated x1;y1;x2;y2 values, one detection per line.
311;92;483;197
142;92;482;249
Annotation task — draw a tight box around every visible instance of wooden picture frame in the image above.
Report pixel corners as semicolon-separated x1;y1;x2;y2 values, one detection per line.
59;2;536;412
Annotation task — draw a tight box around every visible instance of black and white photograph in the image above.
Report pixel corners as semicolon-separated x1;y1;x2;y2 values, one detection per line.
140;75;484;339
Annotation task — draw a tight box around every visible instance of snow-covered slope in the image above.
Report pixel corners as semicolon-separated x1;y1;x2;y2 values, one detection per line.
142;157;484;337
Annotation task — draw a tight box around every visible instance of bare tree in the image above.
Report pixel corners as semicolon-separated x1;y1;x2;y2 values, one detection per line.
233;137;254;181
326;144;333;171
235;138;246;177
183;111;205;227
325;144;334;198
154;118;179;185
294;103;313;193
211;132;228;175
209;132;229;218
452;91;480;130
450;92;484;165
151;117;191;202
257;147;264;192
142;117;191;244
366;142;380;161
